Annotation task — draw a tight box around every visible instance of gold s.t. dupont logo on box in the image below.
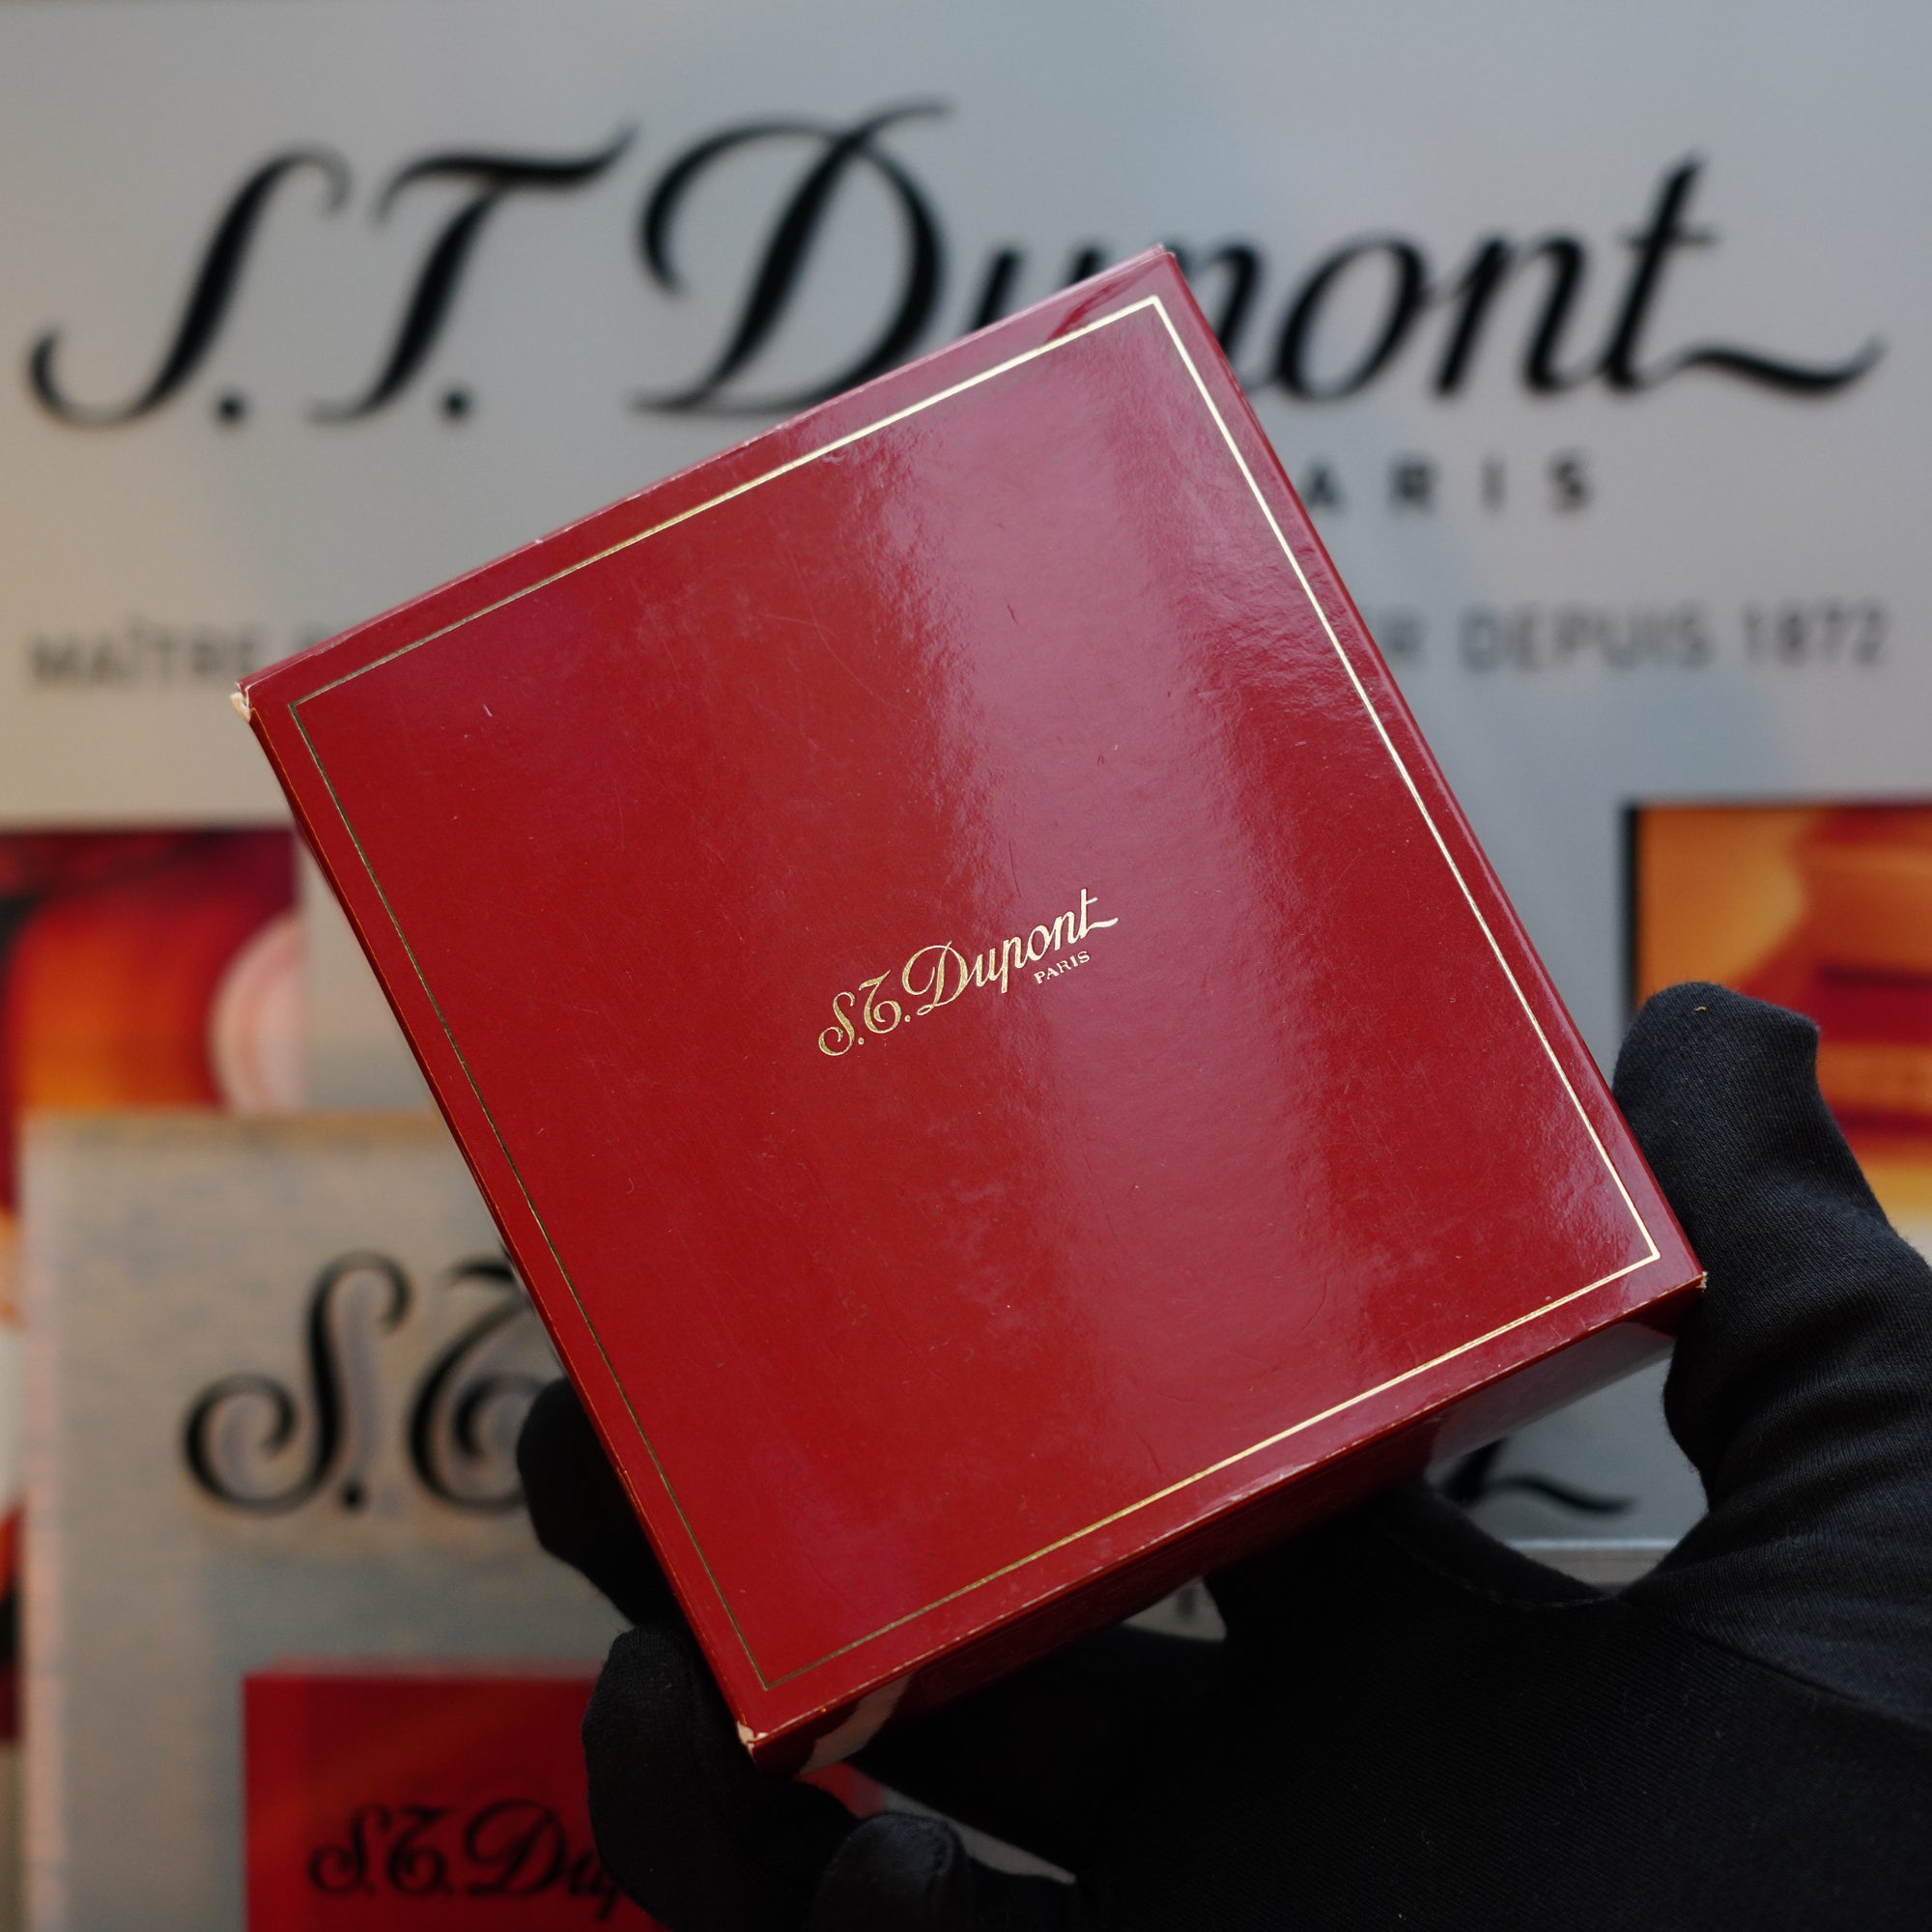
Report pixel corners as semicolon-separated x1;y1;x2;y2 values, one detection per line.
817;889;1119;1058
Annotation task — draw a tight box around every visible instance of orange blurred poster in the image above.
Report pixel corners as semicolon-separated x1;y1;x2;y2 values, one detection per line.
1632;805;1932;1254
0;828;299;1726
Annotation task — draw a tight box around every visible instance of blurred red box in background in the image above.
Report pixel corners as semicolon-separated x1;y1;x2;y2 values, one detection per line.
245;1664;648;1928
244;1663;880;1928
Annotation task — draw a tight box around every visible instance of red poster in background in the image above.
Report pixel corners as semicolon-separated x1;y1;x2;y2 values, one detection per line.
0;828;299;1730
245;1666;881;1930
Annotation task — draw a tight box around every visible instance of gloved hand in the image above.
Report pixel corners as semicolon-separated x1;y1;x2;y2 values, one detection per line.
518;984;1932;1929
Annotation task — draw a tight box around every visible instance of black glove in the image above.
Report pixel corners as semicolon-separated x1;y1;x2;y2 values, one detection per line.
519;984;1932;1929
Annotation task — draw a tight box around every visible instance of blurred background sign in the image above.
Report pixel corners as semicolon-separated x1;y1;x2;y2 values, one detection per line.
22;1115;627;1931
0;4;1929;1918
2;0;1924;1080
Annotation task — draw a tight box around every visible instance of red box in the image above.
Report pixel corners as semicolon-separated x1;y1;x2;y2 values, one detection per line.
243;1665;652;1929
239;250;1700;1768
243;1665;882;1928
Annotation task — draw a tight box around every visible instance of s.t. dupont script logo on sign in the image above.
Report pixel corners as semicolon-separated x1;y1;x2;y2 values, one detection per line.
818;887;1118;1058
183;1250;547;1517
25;111;1878;434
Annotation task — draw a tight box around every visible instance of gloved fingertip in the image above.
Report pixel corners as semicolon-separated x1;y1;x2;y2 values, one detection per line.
585;1622;857;1931
517;1378;675;1625
1610;981;1874;1248
808;1815;961;1930
1612;982;1820;1121
517;1378;592;1498
807;1813;1074;1932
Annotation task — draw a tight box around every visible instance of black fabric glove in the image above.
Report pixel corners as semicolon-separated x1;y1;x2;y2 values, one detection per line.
519;984;1932;1928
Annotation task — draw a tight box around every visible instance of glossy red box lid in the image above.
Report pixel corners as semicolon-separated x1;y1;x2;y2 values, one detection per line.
240;251;1699;1762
